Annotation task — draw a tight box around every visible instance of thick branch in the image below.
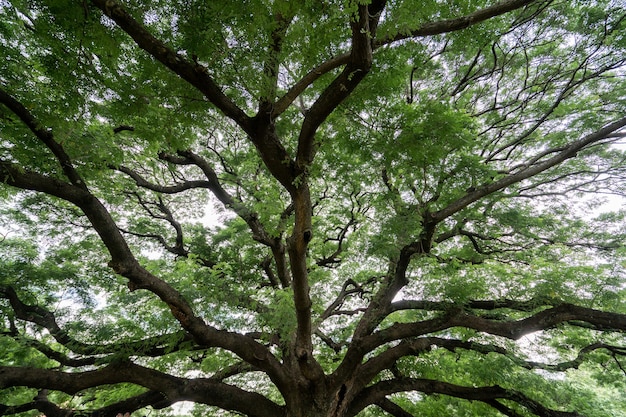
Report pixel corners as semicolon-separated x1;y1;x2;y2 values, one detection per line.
0;161;288;391
273;53;351;116
0;333;97;367
374;398;415;417
170;150;277;246
259;12;292;111
0;390;170;417
432;116;626;222
274;0;538;116
376;0;539;47
287;184;324;380
0;160;135;267
359;336;625;391
295;3;376;170
0;284;196;358
89;0;251;131
0;87;87;188
91;1;301;196
0;363;285;417
391;297;557;313
371;303;626;349
334;301;626;388
348;378;582;417
335;235;436;383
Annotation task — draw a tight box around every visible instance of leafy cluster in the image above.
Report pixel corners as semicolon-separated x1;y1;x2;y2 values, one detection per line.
1;1;626;417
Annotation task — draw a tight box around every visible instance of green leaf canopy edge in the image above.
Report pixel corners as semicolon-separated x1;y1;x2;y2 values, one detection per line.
1;0;626;416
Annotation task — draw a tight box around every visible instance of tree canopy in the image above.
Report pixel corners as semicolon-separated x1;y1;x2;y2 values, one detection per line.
1;0;626;416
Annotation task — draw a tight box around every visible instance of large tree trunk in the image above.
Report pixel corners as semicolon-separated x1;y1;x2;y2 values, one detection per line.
280;360;353;417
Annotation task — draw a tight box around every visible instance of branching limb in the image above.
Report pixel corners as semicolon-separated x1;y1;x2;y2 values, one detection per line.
1;284;196;358
209;361;258;382
122;192;189;257
0;157;193;316
0;362;286;417
274;0;540;116
295;2;381;170
360;336;626;389
165;150;277;246
344;164;444;345
330;299;626;385
273;53;351;116
93;0;299;193
348;377;582;417
89;0;252;131
333;255;430;385
0;163;288;390
370;303;626;350
436;214;624;259
284;3;386;384
119;153;290;281
316;190;366;268
116;165;213;194
336;218;439;382
432;116;626;222
157;150;293;286
374;398;415;417
120;225;189;258
391;297;556;313
258;11;293;113
377;0;538;47
316;218;356;267
0;87;87;189
317;277;378;325
484;20;626;164
337;172;433;364
0;389;171;417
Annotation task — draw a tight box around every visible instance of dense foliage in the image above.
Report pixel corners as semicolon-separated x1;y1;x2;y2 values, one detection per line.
1;1;626;416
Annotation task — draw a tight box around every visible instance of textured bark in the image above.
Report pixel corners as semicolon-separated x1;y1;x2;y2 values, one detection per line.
2;0;624;416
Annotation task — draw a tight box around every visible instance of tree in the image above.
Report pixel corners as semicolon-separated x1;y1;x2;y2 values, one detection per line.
1;0;626;416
